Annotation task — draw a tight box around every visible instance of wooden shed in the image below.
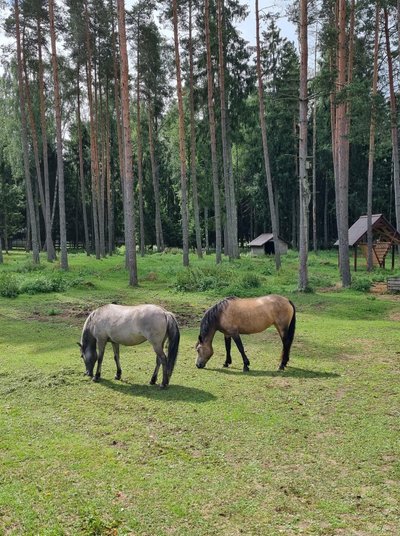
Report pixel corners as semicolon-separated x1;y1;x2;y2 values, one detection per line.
334;214;400;270
248;233;289;256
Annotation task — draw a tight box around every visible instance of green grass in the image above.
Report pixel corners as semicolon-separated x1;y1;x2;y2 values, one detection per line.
0;250;400;535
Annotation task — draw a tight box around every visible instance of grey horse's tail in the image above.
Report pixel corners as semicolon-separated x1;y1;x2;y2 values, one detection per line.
166;313;180;378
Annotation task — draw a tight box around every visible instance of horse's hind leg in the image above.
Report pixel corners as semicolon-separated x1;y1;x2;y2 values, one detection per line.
224;336;232;367
94;340;107;381
233;335;250;372
158;352;169;388
150;356;161;385
112;342;122;380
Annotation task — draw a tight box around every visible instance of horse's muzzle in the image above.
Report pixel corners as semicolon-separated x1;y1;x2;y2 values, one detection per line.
196;363;205;369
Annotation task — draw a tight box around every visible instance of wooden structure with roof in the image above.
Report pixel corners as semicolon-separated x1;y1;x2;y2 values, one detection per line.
334;214;400;270
248;233;289;256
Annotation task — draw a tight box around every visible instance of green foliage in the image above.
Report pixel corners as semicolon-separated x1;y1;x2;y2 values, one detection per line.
19;274;69;295
240;272;261;288
351;276;372;292
0;273;20;297
175;266;231;292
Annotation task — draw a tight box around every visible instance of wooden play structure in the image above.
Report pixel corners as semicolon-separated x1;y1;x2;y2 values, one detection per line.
335;214;400;270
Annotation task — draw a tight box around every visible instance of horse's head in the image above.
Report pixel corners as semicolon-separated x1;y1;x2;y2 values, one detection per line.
195;335;213;368
77;342;97;377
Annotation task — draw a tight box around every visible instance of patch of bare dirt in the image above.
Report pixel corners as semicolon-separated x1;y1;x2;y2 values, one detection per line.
370;282;388;294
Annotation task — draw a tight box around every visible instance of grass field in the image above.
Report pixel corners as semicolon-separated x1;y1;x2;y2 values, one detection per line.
0;250;399;535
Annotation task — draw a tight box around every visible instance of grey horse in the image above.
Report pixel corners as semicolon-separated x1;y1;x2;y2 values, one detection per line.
78;304;180;388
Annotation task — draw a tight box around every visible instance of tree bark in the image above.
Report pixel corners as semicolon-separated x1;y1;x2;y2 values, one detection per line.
205;0;222;263
105;82;114;255
312;25;318;253
217;0;238;259
117;0;138;286
77;66;91;255
298;0;310;290
37;16;56;260
148;102;164;252
189;0;202;259
84;0;100;259
384;8;400;233
255;0;281;271
172;0;190;266
136;24;145;257
15;0;40;264
367;2;380;271
49;0;68;270
335;0;351;287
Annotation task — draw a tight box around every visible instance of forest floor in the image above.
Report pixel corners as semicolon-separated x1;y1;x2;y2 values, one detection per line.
0;250;399;535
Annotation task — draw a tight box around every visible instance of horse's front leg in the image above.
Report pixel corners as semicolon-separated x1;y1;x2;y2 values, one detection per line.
150;356;161;385
233;335;250;372
224;336;232;367
94;340;107;381
112;342;122;380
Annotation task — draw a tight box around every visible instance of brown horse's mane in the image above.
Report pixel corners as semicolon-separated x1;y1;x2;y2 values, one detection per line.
199;296;237;341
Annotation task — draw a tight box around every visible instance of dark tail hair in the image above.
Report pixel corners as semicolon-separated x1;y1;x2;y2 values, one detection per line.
287;300;296;347
166;313;180;378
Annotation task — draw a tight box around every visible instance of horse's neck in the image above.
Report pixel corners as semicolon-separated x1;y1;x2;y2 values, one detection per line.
203;326;217;347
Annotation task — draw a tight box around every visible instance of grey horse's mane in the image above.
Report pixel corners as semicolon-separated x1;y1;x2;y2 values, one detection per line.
82;311;97;350
199;296;237;341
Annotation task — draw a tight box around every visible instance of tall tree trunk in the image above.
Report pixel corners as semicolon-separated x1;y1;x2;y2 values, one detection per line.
84;0;100;259
105;82;114;255
217;0;238;259
15;0;40;264
117;0;138;286
336;0;351;287
298;0;310;290
312;25;318;253
367;2;380;271
172;0;190;266
148;103;164;252
204;206;209;253
384;8;400;233
37;16;55;260
97;75;106;258
136;30;145;257
77;66;91;255
324;175;329;249
189;0;202;259
255;0;281;271
49;0;68;270
205;0;222;263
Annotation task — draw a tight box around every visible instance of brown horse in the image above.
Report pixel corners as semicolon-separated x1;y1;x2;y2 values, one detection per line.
195;295;296;372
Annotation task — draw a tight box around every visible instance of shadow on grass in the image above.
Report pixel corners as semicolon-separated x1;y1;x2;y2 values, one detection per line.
206;366;340;379
98;378;216;403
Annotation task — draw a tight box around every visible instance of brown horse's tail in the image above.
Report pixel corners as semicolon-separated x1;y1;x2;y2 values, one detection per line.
280;300;296;370
166;313;180;378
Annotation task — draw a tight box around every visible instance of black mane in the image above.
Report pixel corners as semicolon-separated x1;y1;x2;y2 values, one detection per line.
81;312;97;351
199;297;237;341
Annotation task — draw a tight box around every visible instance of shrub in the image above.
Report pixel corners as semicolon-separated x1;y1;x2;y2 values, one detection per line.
240;273;261;289
14;261;45;273
19;274;69;295
351;277;372;292
0;274;20;298
175;266;231;292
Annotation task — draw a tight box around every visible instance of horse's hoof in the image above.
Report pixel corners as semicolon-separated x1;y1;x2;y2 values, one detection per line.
115;374;121;380
92;375;100;382
223;362;229;368
159;384;168;389
278;365;285;371
149;379;157;385
243;366;250;372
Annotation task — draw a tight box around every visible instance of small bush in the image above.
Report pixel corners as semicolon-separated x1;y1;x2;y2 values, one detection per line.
351;277;372;292
175;266;231;292
0;274;20;298
14;261;45;273
240;273;261;289
19;274;69;295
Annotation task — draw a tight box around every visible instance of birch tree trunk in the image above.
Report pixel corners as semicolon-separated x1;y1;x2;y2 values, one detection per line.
15;0;40;264
205;0;222;263
117;0;138;286
189;0;202;259
255;0;281;271
367;2;380;271
172;0;190;266
298;0;310;290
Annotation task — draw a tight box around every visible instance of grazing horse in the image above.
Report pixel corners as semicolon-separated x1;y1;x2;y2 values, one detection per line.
78;304;180;388
195;295;295;372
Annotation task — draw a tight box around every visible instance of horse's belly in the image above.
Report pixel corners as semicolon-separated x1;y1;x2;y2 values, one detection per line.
110;332;147;346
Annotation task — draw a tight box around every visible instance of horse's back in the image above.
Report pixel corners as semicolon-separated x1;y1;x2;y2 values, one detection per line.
91;304;169;345
220;295;293;335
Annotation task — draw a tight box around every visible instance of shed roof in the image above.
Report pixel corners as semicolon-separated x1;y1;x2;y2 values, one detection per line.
334;214;400;246
249;233;288;247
